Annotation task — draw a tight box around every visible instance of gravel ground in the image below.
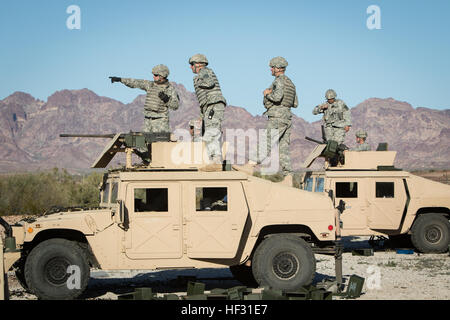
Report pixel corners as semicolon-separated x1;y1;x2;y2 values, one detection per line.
2;216;450;300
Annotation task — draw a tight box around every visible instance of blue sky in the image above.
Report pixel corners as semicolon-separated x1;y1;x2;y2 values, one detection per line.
1;0;449;122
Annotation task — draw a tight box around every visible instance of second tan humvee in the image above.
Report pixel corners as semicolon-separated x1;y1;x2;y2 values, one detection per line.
300;146;450;254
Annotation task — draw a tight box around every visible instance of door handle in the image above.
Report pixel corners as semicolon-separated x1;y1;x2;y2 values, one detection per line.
173;225;180;231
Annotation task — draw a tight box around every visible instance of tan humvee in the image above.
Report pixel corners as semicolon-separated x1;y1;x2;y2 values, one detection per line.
1;140;341;300
301;143;450;254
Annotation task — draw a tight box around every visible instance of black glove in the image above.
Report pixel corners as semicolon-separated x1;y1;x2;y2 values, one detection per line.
109;76;121;83
158;91;170;103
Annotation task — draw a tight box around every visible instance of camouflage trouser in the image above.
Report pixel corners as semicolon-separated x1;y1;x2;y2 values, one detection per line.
266;117;292;175
143;116;170;133
202;103;225;161
324;126;346;145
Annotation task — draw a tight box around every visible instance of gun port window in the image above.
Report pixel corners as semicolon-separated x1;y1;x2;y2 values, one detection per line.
134;188;168;212
336;182;358;198
315;177;325;192
110;182;118;203
196;187;228;211
304;177;313;191
103;182;110;203
376;182;394;198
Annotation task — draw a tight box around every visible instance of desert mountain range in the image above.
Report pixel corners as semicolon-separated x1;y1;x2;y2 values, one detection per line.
1;83;449;173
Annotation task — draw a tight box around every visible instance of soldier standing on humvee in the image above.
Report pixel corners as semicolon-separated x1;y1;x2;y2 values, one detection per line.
353;129;371;151
313;89;351;144
109;64;180;134
189;54;227;164
262;56;298;176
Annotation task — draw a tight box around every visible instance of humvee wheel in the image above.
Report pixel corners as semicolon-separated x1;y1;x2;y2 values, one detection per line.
24;239;90;300
411;214;450;253
229;264;258;287
252;235;316;290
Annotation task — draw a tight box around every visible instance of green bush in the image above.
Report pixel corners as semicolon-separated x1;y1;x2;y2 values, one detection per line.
0;169;103;216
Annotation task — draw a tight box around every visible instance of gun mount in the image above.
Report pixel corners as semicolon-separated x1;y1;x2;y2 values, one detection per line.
302;137;348;168
60;132;171;169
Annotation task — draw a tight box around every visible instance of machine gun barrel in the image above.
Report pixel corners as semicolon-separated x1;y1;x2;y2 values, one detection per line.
305;136;325;145
60;134;116;138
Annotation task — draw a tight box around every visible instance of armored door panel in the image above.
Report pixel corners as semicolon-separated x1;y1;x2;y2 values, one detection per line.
125;183;182;259
334;179;368;230
186;182;248;258
368;179;406;230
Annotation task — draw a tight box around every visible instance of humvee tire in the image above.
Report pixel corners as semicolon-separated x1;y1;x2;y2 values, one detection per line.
411;214;450;253
252;235;316;291
229;264;258;288
24;239;90;300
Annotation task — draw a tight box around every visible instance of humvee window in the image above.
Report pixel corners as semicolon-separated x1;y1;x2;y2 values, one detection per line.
110;182;118;203
134;188;168;212
376;182;394;198
336;182;358;198
315;177;324;192
196;187;228;211
305;178;313;192
103;182;110;203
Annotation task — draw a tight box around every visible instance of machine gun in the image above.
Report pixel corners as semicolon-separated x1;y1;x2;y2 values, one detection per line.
303;126;348;167
60;132;171;168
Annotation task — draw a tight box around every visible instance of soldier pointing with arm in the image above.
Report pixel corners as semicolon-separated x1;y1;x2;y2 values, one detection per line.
313;89;351;144
109;64;179;135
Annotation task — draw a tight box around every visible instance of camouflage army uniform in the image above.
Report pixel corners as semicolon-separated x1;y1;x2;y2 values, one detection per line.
263;74;298;175
192;67;227;161
120;78;179;133
354;142;371;151
353;129;371;151
312;97;351;144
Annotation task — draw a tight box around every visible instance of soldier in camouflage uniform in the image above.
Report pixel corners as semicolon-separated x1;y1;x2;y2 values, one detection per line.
313;89;351;144
261;56;298;175
353;129;371;151
109;64;179;134
189;54;227;163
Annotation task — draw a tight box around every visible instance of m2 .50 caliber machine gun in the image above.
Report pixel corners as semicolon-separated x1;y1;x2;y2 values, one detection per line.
60;132;171;168
302;126;349;168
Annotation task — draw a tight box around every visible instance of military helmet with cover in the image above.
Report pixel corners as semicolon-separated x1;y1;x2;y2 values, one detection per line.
325;89;337;99
189;54;209;66
152;64;170;78
356;129;368;139
269;56;288;68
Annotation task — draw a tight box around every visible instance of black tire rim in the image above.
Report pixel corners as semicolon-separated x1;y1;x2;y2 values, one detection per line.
272;251;299;280
425;225;442;244
44;257;71;286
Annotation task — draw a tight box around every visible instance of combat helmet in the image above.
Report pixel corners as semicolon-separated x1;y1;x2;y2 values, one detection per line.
189;54;209;65
152;64;170;78
356;129;368;139
325;89;337;99
269;56;288;68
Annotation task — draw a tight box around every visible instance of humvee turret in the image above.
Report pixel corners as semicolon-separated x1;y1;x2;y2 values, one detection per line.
300;139;450;254
1;134;342;300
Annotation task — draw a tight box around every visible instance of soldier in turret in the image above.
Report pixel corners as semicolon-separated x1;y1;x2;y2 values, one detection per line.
353;129;371;151
313;89;351;144
261;56;298;177
109;64;180;134
189;54;227;164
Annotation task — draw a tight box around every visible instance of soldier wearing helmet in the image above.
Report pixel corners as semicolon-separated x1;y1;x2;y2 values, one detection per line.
109;64;180;135
189;54;227;164
260;56;298;176
353;129;371;151
312;89;351;144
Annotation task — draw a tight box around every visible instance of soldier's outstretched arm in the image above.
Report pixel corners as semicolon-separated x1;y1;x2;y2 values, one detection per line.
265;77;284;103
118;78;151;91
